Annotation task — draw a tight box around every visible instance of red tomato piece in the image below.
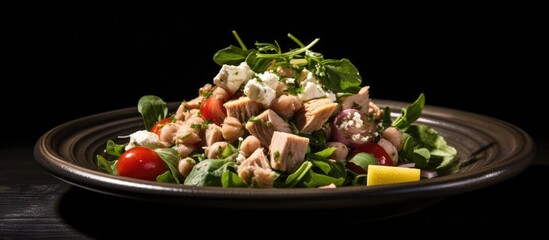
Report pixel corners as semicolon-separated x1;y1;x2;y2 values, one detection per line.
151;117;173;137
349;143;394;166
200;97;227;125
117;146;165;181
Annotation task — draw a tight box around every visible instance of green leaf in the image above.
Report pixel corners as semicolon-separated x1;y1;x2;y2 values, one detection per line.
314;147;337;158
221;171;248;188
348;153;378;170
96;155;118;175
301;171;345;188
156;170;176;183
106;140;125;157
212;45;252;66
392;93;425;130
184;159;237;186
401;125;458;175
155;148;183;184
315;58;362;94
245;50;274;73
138;95;168;131
284;161;313;188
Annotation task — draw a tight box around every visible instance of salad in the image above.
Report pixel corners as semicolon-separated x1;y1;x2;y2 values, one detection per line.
96;32;458;188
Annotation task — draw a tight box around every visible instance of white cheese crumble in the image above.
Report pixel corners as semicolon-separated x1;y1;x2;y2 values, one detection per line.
257;71;279;90
243;79;276;108
125;130;164;150
298;81;326;101
213;62;254;93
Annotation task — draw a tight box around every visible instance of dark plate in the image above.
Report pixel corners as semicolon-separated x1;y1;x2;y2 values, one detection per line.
34;99;535;220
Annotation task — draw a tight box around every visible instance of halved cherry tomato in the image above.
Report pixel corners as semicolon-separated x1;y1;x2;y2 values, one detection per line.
349;143;394;166
117;146;165;181
151;117;173;137
200;97;227;125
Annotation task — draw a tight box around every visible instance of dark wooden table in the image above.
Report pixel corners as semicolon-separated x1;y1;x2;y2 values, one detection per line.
2;139;547;239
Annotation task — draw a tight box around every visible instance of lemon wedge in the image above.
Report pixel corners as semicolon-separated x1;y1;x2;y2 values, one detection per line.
366;165;421;186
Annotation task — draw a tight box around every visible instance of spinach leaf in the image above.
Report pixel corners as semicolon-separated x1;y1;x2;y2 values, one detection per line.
245;50;274;73
391;93;425;130
315;58;362;94
138;95;168;131
183;159;238;186
348;153;378;170
212;45;252;66
155;148;183;184
157;170;176;183
313;147;337;158
221;171;248;188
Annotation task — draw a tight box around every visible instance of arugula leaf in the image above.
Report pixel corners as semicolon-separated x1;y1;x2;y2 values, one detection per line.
400;125;458;175
106;140;125;157
96;155;118;175
391;93;425;130
301;171;345;188
138;95;168;131
283;161;313;188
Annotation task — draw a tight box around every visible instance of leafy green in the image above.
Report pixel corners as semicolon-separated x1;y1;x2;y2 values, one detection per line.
221;171;248;188
155;148;183;184
391;93;425;130
183;159;238;186
96;155;118;175
213;45;252;66
106;140;125;157
400;125;458;175
310;58;362;94
313;147;337;158
348;153;378;171
137;95;168;131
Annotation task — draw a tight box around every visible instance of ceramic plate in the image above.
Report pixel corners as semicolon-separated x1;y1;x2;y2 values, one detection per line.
34;100;535;219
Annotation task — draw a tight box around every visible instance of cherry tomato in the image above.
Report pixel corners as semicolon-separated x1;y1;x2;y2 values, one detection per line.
349;143;394;166
200;97;227;125
117;146;165;181
151;117;173;137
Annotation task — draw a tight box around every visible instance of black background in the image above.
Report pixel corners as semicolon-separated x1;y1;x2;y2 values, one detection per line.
8;3;539;147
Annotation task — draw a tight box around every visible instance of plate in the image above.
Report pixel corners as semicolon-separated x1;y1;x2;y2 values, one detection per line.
34;99;535;220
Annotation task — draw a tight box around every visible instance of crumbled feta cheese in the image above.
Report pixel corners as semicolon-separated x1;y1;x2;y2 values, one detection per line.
125;130;164;150
286;78;295;84
298;69;321;85
235;151;246;163
213;62;254;93
298;81;326;101
257;71;279;90
243;79;276;108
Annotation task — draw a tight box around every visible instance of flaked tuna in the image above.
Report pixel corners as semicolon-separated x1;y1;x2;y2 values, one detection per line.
245;109;292;148
269;131;309;173
295;98;337;134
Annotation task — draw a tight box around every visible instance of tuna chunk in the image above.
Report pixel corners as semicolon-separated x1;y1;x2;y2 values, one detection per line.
295;98;337;134
341;86;370;114
245;109;292;148
224;97;263;123
237;148;275;188
269;131;309;173
204;124;223;147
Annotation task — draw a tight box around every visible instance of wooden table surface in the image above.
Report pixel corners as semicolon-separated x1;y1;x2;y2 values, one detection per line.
2;139;547;239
